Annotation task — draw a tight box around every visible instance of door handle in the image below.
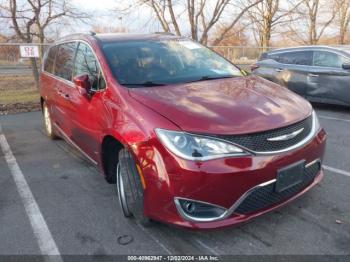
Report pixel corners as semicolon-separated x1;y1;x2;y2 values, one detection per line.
57;89;70;99
63;93;70;99
275;68;283;72
308;73;319;77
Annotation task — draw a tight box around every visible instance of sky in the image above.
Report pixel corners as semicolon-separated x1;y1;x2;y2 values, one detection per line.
72;0;116;11
69;0;159;35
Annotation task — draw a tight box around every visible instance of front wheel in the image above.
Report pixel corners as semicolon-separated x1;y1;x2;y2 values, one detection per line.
116;149;152;226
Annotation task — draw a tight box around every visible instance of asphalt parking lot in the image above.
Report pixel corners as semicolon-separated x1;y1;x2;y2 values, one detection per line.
0;105;349;256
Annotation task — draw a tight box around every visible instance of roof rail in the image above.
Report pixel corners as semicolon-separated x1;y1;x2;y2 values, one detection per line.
57;32;97;42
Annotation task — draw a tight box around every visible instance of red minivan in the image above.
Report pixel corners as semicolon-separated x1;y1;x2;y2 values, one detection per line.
40;33;326;229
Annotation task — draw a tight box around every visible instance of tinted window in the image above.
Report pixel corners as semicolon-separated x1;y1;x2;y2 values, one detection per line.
54;42;77;81
313;51;350;68
268;53;281;62
73;42;105;90
44;45;58;73
270;51;312;65
102;40;242;86
259;52;268;60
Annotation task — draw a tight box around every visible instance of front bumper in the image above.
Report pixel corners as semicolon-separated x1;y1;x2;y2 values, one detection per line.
134;128;326;229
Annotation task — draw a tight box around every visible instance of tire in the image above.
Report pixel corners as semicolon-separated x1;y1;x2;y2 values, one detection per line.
117;148;152;226
42;102;58;140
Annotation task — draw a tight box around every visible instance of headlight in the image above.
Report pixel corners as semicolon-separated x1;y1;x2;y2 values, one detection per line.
312;110;320;131
155;129;249;161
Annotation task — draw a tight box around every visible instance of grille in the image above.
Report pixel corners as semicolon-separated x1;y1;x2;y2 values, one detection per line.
215;115;313;152
234;161;321;215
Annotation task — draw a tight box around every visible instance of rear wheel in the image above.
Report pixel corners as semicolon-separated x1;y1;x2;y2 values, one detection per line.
116;148;152;226
43;102;58;139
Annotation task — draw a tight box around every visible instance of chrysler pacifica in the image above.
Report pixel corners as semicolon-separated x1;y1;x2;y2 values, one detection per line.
40;33;326;229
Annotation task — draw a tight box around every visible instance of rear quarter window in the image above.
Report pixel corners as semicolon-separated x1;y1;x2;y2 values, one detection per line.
313;51;350;68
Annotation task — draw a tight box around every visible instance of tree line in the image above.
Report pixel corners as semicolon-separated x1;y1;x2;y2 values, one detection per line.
120;0;350;47
1;0;349;47
1;0;350;87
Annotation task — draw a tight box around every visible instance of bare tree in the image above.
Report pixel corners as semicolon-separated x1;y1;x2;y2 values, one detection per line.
210;23;248;45
209;0;264;45
334;0;350;44
287;0;336;45
117;0;262;45
0;0;87;88
248;0;302;49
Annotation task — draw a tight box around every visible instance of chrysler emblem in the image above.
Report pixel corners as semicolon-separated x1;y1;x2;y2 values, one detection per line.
267;128;304;142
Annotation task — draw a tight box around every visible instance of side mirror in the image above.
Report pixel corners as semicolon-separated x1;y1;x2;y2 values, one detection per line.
73;74;92;96
342;63;350;70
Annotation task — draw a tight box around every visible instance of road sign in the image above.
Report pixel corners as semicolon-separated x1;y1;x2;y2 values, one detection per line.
20;45;39;58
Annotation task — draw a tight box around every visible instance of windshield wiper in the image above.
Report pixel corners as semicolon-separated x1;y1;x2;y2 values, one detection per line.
186;75;237;83
122;81;166;87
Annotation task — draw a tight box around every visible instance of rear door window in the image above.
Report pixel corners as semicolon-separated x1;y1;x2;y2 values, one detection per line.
271;51;313;66
313;51;349;68
54;42;77;81
73;42;105;90
267;53;281;62
44;45;58;73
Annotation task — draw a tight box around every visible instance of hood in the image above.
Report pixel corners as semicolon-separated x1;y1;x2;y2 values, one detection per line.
128;76;312;135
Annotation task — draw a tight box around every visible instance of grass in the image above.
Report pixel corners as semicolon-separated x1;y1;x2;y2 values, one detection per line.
0;75;39;105
0;60;30;66
0;88;39;104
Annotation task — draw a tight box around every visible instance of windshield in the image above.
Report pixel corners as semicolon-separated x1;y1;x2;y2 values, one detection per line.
102;39;243;87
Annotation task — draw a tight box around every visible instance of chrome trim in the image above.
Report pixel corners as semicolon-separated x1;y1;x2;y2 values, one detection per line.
174;179;276;223
175;158;322;223
305;158;321;168
267;128;304;141
175;197;227;210
53;123;98;165
253;111;318;155
268;48;350;67
168;111;318;160
42;39;107;92
222;179;277;218
43;71;75;87
174;197;227;222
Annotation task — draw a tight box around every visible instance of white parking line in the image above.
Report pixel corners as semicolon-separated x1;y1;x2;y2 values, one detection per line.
319;115;350;123
323;165;350;177
0;125;62;258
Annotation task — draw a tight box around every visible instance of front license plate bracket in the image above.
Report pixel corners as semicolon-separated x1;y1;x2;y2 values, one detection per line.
275;160;305;193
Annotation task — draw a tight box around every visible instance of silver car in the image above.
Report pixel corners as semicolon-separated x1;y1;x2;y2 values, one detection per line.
252;46;350;106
